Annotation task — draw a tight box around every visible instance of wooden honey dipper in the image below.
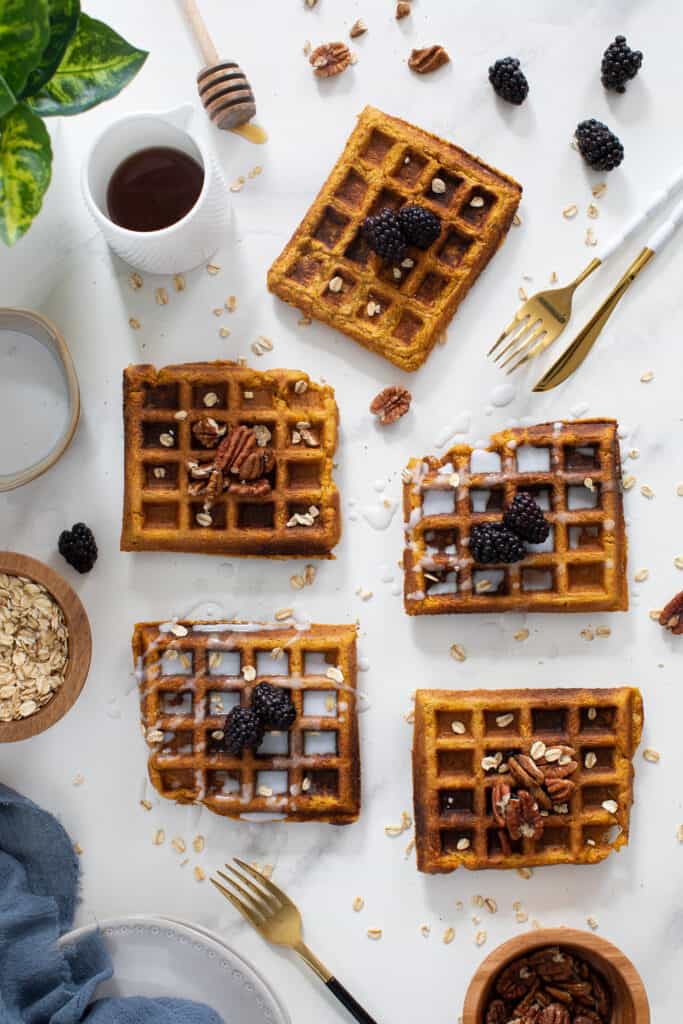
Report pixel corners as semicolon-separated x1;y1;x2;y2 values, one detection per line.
181;0;265;142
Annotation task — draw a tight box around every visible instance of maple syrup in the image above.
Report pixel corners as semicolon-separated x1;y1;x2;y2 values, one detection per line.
106;146;204;232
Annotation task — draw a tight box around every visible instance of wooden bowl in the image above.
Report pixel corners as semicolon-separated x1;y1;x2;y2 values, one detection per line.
462;928;650;1024
0;552;92;742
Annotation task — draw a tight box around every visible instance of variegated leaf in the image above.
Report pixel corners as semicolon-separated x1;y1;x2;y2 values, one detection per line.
0;0;50;96
21;0;81;98
0;102;52;246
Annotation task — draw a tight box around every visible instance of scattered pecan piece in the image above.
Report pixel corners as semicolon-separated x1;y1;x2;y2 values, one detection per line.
485;1000;507;1024
492;779;511;827
370;385;412;425
506;790;544;841
349;19;367;39
546;778;576;801
396;1;411;18
538;1005;570;1024
408;44;450;74
659;589;683;633
192;417;226;448
509;753;545;787
310;42;352;77
496;958;536;1000
228;479;271;497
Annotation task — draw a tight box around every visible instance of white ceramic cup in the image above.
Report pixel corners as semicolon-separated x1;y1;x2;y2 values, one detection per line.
81;105;230;274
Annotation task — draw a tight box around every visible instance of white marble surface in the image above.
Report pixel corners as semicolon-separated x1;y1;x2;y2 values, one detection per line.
1;1;682;1020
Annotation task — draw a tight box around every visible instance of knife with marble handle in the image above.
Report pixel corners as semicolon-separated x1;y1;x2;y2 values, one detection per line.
533;194;683;391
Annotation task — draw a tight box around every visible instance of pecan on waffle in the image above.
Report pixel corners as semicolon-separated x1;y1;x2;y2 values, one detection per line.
267;105;521;372
403;419;628;614
121;362;340;558
412;687;643;873
134;620;360;824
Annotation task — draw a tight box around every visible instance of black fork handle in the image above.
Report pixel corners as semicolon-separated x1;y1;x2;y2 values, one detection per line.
326;976;379;1023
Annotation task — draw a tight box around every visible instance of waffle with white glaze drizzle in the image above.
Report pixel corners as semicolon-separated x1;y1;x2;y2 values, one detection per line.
412;687;643;873
134;620;360;824
267;105;521;372
402;419;628;614
121;361;340;558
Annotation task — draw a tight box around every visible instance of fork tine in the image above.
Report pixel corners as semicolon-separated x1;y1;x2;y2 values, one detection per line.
211;877;264;929
499;324;547;369
506;332;556;374
493;316;537;363
233;857;289;905
215;868;271;919
487;312;527;357
225;862;281;911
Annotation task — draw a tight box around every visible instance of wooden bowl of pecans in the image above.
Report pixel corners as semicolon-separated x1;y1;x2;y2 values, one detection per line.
0;552;92;743
462;928;649;1024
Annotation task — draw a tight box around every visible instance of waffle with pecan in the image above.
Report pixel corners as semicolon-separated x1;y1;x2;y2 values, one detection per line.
403;419;628;615
267;105;521;372
134;620;360;824
121;362;340;557
412;687;643;872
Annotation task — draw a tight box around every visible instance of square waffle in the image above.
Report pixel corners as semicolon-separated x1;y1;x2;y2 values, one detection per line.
413;687;643;873
134;620;360;824
403;419;628;614
121;362;340;558
267;105;522;372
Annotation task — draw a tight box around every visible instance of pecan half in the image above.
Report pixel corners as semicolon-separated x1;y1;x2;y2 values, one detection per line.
492;779;511;827
496;958;536;1000
228;479;271;498
506;790;544;841
543;760;578;780
370;385;412;425
660;589;683;634
192;416;226;448
408;44;450;74
509;753;545;787
349;19;367;38
530;949;576;983
546;778;576;801
396;1;411;17
590;972;611;1018
235;447;275;480
214;426;257;474
485;1000;507;1024
538;1005;570;1024
310;42;352;77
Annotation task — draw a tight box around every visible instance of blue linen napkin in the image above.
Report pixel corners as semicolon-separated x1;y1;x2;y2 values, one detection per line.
0;783;224;1024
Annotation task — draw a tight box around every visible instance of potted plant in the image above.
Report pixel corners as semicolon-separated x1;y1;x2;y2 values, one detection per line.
0;0;148;246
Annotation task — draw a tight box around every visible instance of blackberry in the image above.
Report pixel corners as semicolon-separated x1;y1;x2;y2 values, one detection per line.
397;205;441;248
503;493;550;544
252;682;297;730
362;208;406;263
601;35;643;93
222;707;265;755
58;522;98;573
488;57;529;105
470;523;526;564
575;119;624;171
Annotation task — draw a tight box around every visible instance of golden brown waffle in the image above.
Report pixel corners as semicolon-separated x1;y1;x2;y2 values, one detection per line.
267;106;522;372
413;687;643;873
403;419;628;614
121;362;340;558
134;620;360;824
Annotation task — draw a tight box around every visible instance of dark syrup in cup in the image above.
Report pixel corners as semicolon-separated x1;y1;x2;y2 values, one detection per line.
106;146;205;232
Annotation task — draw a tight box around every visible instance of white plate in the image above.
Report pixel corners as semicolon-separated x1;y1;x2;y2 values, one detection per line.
59;915;290;1024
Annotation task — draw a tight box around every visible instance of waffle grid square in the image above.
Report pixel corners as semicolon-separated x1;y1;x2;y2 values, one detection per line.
121;362;340;557
412;687;643;872
267;106;522;372
403;420;628;614
134;621;360;824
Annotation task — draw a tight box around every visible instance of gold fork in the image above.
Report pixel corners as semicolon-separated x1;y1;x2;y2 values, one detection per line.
212;859;379;1024
487;258;600;372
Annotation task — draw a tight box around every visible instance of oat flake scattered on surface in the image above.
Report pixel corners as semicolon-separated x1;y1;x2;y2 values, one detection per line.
0;573;69;722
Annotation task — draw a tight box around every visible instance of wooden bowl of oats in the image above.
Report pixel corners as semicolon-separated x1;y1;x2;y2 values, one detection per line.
0;552;92;742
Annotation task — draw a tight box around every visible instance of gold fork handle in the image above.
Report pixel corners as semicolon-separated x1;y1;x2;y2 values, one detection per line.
569;256;601;289
294;941;380;1023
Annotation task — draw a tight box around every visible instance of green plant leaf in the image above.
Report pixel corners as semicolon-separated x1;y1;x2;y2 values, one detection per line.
0;72;17;119
0;102;52;245
26;13;147;117
21;0;81;99
0;0;50;96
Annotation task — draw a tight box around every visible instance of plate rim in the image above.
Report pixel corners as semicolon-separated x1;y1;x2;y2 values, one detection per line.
59;913;291;1024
